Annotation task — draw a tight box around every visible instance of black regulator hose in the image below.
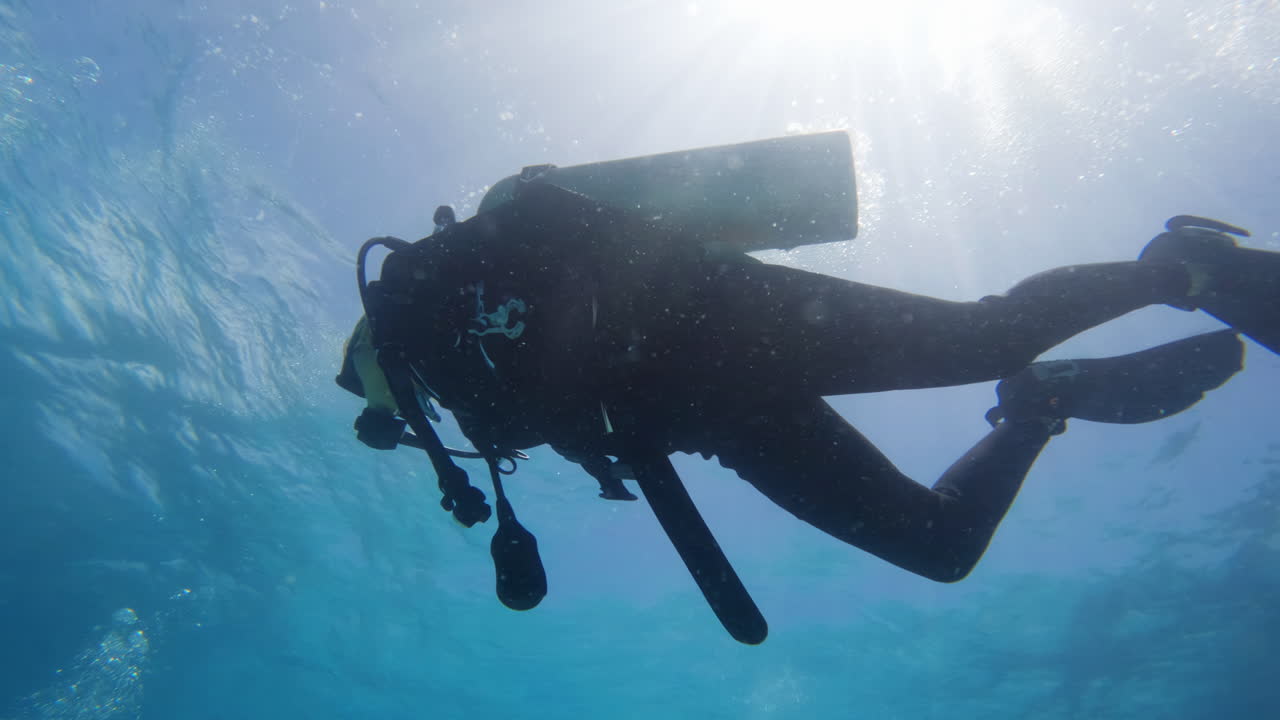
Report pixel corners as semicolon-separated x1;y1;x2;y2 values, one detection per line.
356;236;412;312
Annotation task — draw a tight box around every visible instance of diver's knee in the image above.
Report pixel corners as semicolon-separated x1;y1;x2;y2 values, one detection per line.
936;563;976;584
921;565;973;584
915;554;979;584
972;296;1043;376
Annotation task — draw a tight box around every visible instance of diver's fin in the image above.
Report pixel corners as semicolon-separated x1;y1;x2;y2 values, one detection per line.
625;451;768;645
986;330;1244;428
1140;216;1280;355
1186;246;1280;355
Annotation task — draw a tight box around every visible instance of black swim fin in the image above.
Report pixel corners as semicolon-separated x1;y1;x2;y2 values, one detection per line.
986;329;1244;430
1140;216;1280;355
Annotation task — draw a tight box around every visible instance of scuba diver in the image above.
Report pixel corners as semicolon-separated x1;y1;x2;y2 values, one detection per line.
336;133;1277;644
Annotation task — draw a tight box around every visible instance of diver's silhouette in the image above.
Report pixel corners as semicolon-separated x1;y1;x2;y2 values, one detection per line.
338;140;1276;644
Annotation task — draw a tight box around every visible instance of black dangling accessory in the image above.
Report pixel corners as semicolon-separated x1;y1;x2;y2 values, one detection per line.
485;456;547;611
620;445;768;645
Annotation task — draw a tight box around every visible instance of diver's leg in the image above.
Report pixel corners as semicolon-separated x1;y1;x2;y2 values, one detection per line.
681;259;1193;395
694;330;1243;581
699;396;1050;582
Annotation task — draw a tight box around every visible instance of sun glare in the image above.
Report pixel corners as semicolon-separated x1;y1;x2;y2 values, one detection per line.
691;0;1012;69
683;0;1063;149
715;0;907;42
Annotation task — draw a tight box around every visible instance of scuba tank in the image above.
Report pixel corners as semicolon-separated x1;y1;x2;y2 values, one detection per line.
478;131;858;253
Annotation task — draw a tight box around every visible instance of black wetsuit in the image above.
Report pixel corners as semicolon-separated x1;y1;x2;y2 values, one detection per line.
375;182;1190;582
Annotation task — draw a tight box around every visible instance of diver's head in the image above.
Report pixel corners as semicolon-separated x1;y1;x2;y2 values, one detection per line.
335;316;397;413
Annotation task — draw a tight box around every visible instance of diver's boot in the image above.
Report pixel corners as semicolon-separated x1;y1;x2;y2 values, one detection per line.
985;330;1244;434
1140;215;1280;355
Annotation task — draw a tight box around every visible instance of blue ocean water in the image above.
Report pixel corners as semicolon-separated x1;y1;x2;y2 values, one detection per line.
2;0;1278;717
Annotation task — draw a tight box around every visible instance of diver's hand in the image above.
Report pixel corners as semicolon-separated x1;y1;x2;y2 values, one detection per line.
438;465;491;526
